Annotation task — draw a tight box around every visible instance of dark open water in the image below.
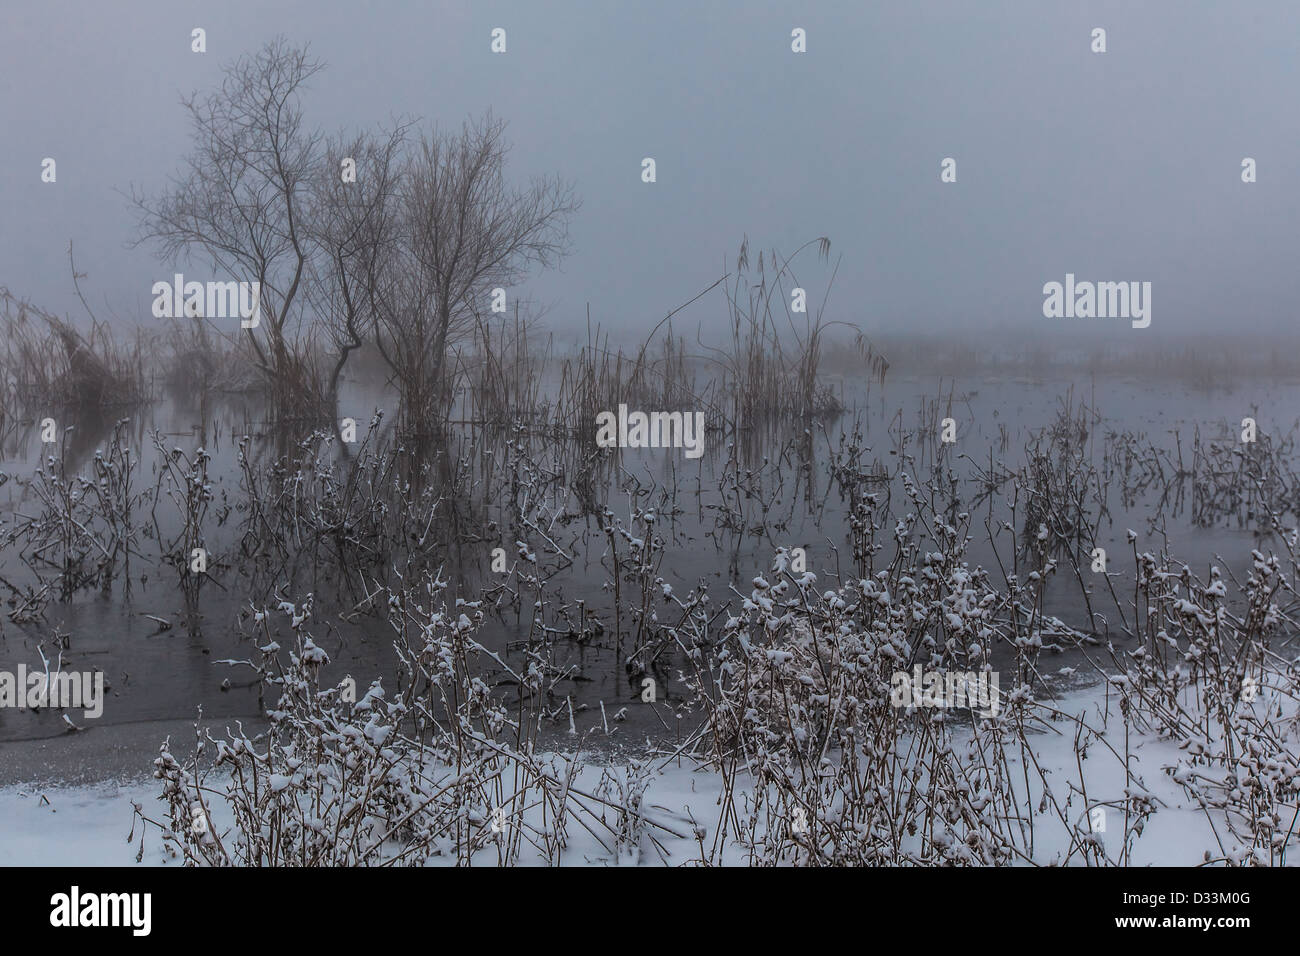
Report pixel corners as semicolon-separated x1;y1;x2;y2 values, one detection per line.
2;369;1297;776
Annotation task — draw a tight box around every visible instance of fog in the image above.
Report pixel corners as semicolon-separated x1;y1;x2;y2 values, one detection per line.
2;0;1298;340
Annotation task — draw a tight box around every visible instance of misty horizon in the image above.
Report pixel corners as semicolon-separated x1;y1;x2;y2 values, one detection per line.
3;0;1298;344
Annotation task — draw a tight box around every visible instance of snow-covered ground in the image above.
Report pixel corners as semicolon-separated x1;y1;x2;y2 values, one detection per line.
0;780;156;866
1;681;1283;866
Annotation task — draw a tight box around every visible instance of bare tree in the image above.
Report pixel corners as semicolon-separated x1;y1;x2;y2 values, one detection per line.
134;40;578;434
133;36;325;413
306;124;409;412
368;114;580;431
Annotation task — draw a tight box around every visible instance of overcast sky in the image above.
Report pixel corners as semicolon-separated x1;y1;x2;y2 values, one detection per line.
2;0;1297;342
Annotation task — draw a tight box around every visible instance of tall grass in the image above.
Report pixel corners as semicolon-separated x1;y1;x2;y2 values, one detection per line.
704;238;887;434
0;287;149;410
